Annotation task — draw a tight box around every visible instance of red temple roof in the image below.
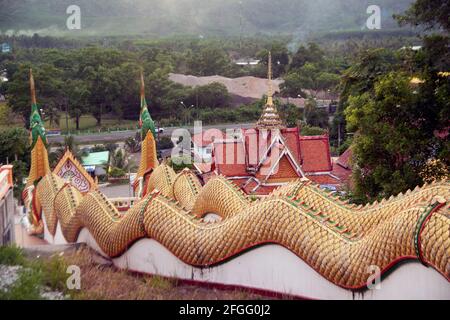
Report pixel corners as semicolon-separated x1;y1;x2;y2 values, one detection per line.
213;140;248;177
192;55;342;195
299;135;333;172
336;148;352;169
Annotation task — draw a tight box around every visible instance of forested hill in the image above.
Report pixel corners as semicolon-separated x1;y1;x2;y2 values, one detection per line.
0;0;413;37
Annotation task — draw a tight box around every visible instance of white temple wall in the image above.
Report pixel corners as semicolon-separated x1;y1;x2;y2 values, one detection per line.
42;214;68;245
69;228;450;300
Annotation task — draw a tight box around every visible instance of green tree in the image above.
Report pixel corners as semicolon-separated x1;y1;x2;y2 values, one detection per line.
191;82;231;109
5;62;65;126
290;43;326;70
49;135;87;167
74;47;129;126
395;0;450;31
331;48;399;147
345;71;448;202
304;98;329;128
255;46;289;78
341;0;450;202
66;79;90;131
281;63;340;98
278;103;302;127
187;46;231;76
0;127;29;163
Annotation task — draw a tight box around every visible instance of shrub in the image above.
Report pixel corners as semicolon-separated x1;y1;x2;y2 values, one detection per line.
157;136;174;150
109;167;126;178
0;268;43;300
0;246;26;266
300;125;326;136
168;156;194;172
37;256;70;293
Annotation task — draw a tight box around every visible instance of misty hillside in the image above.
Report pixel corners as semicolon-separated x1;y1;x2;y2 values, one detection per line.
0;0;414;37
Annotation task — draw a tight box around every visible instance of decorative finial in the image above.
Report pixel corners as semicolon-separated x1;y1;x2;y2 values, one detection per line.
256;51;284;130
140;69;146;107
29;68;48;149
138;70;156;138
267;51;273;106
30;68;37;105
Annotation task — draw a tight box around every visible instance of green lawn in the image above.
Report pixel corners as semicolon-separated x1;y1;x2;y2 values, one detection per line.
45;114;137;132
1;105;136;132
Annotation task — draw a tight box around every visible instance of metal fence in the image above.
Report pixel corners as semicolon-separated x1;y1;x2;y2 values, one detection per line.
0;166;15;246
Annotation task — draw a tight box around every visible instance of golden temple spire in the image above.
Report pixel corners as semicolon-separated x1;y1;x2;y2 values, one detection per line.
24;68;51;229
134;70;159;196
140;69;146;103
30;68;37;105
267;51;273;106
139;69;156;138
256;51;284;130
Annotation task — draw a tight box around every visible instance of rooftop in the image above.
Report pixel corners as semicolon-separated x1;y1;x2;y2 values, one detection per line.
82;151;110;166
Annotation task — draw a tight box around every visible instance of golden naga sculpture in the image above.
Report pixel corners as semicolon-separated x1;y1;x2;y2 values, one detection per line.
133;71;159;197
34;168;449;289
25;70;450;291
23;69;51;233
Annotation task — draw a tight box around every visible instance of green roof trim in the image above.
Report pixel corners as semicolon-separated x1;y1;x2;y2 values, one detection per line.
30;102;48;149
140;96;156;139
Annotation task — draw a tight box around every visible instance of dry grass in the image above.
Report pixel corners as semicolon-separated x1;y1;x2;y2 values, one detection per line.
59;247;275;300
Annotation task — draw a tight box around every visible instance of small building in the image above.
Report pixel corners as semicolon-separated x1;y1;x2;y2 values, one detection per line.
0;165;15;245
81;151;110;177
1;43;11;53
192;131;220;163
235;59;260;66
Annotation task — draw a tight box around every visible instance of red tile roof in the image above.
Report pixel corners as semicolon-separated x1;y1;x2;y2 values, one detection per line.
331;163;352;185
281;128;302;166
213;140;248;177
243;128;267;167
225;178;277;196
198;127;340;194
336;148;352;169
245;185;278;195
307;174;340;185
299;135;332;172
243;127;302;171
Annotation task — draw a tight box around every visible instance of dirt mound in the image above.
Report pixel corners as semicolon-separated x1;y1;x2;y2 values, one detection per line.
169;73;284;100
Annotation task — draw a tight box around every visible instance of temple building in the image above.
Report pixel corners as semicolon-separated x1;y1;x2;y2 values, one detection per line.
193;53;350;195
17;65;450;300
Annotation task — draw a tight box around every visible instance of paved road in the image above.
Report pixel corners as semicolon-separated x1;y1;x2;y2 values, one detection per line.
99;184;133;198
47;123;255;144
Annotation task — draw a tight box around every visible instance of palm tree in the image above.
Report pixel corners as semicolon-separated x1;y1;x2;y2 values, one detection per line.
110;149;137;172
124;136;141;153
49;135;88;167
